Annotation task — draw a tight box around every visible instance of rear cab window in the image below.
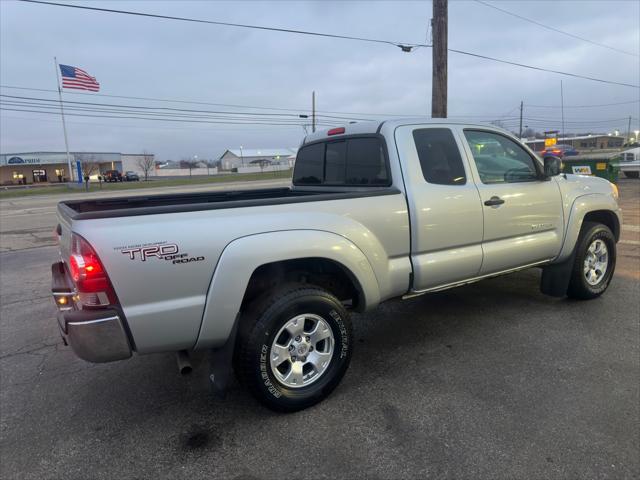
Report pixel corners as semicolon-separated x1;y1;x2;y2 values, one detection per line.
293;135;390;187
412;128;466;185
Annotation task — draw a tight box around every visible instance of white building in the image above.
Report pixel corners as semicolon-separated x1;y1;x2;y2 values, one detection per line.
219;148;297;170
0;152;154;185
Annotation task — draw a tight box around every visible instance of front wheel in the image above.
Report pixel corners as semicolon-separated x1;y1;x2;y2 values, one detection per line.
236;284;353;412
567;222;616;300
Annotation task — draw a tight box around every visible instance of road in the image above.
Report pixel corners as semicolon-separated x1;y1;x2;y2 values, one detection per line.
1;179;638;479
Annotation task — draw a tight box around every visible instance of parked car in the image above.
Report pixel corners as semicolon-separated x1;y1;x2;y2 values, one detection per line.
613;147;640;178
541;144;579;158
51;120;621;412
123;171;140;181
103;170;123;182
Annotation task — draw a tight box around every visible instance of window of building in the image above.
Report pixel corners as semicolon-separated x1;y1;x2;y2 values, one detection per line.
464;130;540;184
293;136;389;186
412;128;466;185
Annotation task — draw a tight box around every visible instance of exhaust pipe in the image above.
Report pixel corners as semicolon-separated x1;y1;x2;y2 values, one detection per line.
176;350;192;375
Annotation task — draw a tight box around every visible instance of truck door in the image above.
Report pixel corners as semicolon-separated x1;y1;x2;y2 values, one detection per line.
460;129;564;274
395;125;484;291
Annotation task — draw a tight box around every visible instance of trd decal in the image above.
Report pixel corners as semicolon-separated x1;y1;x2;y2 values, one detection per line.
119;243;205;264
121;244;179;261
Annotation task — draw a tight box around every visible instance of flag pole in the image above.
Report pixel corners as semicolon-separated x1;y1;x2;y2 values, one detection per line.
54;57;74;182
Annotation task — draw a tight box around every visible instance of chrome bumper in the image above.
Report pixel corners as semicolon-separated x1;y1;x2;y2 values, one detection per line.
57;309;132;363
52;261;131;363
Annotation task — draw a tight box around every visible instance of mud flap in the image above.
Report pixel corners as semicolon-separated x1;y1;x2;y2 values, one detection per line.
207;315;239;398
540;249;577;297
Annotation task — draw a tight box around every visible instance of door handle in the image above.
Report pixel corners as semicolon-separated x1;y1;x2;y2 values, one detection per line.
484;196;505;207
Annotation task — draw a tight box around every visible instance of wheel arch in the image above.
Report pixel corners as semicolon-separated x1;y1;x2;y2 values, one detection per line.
555;194;622;263
583;209;620;241
239;257;366;314
194;230;380;350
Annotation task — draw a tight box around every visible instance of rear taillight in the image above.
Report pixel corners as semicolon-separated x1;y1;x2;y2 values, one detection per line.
69;233;117;308
327;127;345;136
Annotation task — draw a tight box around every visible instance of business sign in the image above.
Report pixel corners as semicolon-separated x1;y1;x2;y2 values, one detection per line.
1;152;121;167
571;166;592;175
1;154;66;166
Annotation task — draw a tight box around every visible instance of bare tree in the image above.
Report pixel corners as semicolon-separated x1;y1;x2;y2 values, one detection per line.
251;158;271;173
180;158;199;177
205;160;217;175
137;151;155;181
258;159;271;173
77;154;99;191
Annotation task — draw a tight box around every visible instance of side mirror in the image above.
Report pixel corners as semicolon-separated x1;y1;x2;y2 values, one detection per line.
544;156;562;177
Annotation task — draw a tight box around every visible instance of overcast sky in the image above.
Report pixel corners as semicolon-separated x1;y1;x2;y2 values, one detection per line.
1;0;639;161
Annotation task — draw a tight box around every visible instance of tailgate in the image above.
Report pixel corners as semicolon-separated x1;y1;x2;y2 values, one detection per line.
55;203;75;262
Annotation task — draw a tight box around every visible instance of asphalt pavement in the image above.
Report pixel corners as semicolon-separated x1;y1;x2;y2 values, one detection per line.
1;179;638;479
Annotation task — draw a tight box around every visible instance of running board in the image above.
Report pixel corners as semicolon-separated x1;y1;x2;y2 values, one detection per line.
402;260;550;300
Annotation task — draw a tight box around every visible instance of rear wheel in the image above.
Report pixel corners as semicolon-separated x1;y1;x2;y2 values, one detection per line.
236;284;353;412
567;222;616;299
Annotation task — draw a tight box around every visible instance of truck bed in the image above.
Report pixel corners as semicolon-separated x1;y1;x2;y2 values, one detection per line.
58;186;399;220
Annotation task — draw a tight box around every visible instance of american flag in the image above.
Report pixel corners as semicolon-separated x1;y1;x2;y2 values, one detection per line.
59;64;100;92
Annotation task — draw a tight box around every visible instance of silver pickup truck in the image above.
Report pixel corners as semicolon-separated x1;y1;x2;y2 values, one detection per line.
51;119;622;411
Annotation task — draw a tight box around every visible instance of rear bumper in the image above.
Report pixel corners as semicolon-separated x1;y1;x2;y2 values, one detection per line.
57;309;132;363
52;262;132;363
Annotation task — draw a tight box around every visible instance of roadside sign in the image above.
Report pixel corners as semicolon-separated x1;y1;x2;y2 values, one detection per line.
572;166;592;175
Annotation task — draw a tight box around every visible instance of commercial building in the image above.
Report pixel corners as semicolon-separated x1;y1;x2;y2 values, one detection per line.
524;134;625;152
0;152;153;185
219;148;297;170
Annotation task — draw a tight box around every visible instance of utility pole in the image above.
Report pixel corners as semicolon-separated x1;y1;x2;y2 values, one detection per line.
312;91;316;133
560;80;565;141
627;115;632;143
519;100;524;138
431;0;448;118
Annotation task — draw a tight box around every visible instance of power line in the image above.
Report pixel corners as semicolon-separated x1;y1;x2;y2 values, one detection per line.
0;114;313;132
0;106;342;127
18;0;413;48
474;0;639;58
3;85;638;119
526;100;640;109
18;0;639;89
444;47;638;88
0;93;365;121
2;93;637;129
0;84;393;117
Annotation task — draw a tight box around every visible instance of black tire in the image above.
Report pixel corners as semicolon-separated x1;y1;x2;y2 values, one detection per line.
567;222;616;300
624;171;639;179
236;284;353;412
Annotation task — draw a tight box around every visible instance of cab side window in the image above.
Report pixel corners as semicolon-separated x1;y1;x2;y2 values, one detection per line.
464;130;540;184
293;136;390;186
412;128;466;185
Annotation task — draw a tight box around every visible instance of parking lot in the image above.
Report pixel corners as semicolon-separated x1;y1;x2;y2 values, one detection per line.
1;179;638;479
